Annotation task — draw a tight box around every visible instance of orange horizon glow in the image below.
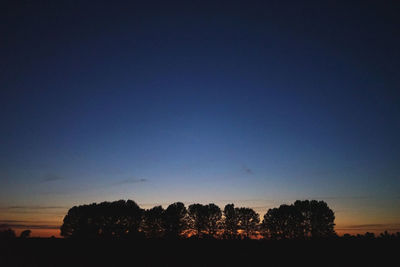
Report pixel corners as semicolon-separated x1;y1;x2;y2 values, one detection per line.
2;200;399;238
12;228;61;238
6;226;399;239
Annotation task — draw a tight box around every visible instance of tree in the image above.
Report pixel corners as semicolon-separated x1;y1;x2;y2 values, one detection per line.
379;231;395;240
163;202;188;239
188;203;221;238
236;207;259;239
59;199;336;240
60;200;143;239
205;204;222;237
0;228;16;240
262;204;303;239
20;230;31;239
293;200;335;238
223;204;240;239
141;206;165;238
124;200;144;238
188;204;206;237
60;203;100;238
362;232;375;239
262;200;336;240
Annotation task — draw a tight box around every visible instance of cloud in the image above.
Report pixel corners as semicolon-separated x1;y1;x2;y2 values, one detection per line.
42;173;64;182
0;220;27;224
2;206;68;210
0;223;59;230
0;219;61;230
112;178;147;186
302;195;374;200
242;165;253;175
343;224;387;229
0;206;68;216
337;223;400;231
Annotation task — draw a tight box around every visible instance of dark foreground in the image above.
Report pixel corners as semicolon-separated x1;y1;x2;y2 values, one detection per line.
1;238;398;267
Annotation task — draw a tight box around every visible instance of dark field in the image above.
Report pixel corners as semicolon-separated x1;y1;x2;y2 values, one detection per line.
1;238;398;267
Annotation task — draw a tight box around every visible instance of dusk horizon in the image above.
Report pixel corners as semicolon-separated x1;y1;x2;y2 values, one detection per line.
1;1;400;240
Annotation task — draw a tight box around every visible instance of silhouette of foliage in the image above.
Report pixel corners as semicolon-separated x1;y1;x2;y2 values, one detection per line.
0;228;16;240
363;232;375;239
20;230;31;239
341;231;400;240
141;206;165;238
60;200;143;238
262;204;303;239
188;203;221;238
378;230;399;240
293;200;335;238
162;202;188;239
262;200;336;239
59;199;341;240
222;204;240;239
236;207;260;239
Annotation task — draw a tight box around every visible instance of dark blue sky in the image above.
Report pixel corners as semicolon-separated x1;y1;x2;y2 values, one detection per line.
1;1;399;235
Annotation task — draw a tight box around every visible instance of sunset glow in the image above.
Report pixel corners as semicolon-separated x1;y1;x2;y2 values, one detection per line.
1;1;399;238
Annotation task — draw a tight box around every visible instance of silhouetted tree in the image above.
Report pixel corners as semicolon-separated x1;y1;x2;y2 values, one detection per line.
341;231;400;240
205;204;222;237
163;202;188;239
223;204;240;239
188;204;206;238
0;228;16;240
342;233;353;240
60;200;143;239
59;199;338;240
262;204;303;239
124;200;144;238
262;200;335;239
99;200;129;238
293;200;335;238
60;203;99;238
20;230;31;239
236;207;259;239
363;232;375;240
379;230;396;240
188;203;221;238
141;206;165;238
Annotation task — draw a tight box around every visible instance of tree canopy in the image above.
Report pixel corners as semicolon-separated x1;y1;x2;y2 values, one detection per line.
262;200;335;239
60;200;143;238
223;204;240;239
20;230;31;239
60;199;336;240
0;228;16;240
188;203;222;238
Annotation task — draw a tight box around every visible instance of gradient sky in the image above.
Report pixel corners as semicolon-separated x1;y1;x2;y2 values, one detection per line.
1;1;400;237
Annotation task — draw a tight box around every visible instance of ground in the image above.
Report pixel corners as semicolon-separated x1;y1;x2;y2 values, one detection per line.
1;238;398;266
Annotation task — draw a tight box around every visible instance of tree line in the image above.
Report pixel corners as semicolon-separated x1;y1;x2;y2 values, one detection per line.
0;229;30;240
59;199;337;239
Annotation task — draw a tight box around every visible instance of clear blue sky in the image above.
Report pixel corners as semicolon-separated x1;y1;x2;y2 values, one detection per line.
1;1;399;236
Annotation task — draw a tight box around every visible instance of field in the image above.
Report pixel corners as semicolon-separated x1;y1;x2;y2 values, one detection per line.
1;238;398;266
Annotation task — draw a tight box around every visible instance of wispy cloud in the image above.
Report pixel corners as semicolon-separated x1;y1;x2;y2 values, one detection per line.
112;178;147;186
242;165;253;175
0;223;60;230
1;205;68;210
299;195;375;200
0;218;61;230
0;206;68;216
337;223;400;231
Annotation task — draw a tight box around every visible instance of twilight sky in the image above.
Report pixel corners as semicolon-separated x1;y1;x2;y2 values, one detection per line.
1;1;399;237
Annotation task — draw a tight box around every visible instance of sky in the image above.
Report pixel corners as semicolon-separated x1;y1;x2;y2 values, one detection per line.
1;1;399;237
